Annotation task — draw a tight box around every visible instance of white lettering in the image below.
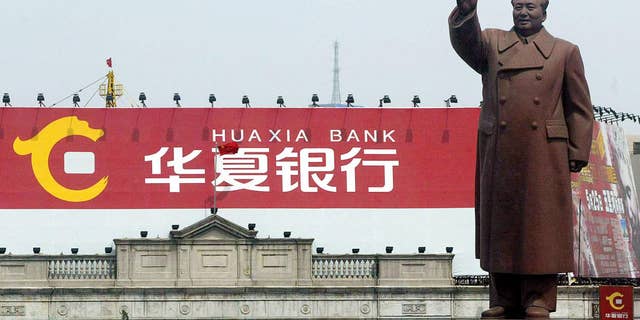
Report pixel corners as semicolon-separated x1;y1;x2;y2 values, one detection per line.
383;130;396;142
346;130;360;142
212;129;225;142
330;130;342;142
248;129;262;142
364;130;377;143
269;129;282;142
231;129;244;142
296;129;309;142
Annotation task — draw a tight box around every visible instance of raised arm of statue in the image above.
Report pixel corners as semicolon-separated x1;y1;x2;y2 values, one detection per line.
456;0;478;16
449;2;486;74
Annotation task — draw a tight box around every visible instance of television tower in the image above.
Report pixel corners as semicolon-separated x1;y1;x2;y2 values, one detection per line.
330;41;341;105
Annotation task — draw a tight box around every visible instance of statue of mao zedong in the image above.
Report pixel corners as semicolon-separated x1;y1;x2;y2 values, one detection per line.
449;0;594;318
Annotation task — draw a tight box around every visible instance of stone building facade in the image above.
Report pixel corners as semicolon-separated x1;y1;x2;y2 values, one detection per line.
0;214;637;319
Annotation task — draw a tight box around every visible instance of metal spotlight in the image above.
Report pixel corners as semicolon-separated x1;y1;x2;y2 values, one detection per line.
379;95;391;108
446;246;454;253
277;95;286;108
412;95;421;108
173;93;181;107
311;94;319;107
346;94;355;107
37;93;46;107
445;95;458;108
72;94;80;107
138;92;147;108
3;93;11;106
242;95;251;108
209;94;216;108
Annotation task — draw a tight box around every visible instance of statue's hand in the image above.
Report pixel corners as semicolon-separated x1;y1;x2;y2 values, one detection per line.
456;0;478;16
569;160;588;173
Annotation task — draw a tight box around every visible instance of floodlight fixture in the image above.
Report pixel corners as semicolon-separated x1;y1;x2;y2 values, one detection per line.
2;93;11;106
242;95;251;108
277;95;286;108
379;95;391;108
209;94;216;107
72;94;80;107
173;93;181;107
37;93;45;107
445;95;458;108
346;93;354;107
311;94;319;107
138;92;147;108
412;95;421;108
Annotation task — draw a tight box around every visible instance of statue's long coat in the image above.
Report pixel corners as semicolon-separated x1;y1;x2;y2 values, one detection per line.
449;8;594;274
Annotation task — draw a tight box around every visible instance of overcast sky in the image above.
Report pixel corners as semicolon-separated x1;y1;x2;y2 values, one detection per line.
1;0;638;275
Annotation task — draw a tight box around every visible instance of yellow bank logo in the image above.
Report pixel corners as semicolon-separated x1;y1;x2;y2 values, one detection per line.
13;116;108;202
605;291;625;311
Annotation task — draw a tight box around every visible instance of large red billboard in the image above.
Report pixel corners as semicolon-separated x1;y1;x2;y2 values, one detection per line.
0;107;479;209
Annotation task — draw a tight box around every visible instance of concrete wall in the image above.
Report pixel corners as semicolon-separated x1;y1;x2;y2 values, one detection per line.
0;286;634;319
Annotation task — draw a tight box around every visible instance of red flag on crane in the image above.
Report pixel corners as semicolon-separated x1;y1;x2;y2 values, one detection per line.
217;142;239;155
106;58;112;68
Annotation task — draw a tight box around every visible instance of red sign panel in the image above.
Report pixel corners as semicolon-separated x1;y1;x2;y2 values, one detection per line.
600;286;633;319
0;107;479;209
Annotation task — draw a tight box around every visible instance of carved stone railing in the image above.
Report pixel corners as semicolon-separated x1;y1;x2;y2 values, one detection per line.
48;255;116;280
312;255;378;279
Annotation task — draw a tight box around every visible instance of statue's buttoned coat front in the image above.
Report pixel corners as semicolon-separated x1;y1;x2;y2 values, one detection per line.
449;8;594;274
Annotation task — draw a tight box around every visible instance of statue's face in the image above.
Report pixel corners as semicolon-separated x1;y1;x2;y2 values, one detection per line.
512;0;547;37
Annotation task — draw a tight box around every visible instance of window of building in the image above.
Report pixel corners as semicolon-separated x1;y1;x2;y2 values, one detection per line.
634;142;640;155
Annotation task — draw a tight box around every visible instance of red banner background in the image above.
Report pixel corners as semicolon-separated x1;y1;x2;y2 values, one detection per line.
0;108;479;209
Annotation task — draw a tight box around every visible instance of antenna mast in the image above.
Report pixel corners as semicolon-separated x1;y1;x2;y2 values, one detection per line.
330;41;341;105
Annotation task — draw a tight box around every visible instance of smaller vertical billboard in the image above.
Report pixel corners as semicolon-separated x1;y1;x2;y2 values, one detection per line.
573;122;640;278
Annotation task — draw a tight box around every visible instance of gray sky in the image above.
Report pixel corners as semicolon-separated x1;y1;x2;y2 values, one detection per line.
1;0;638;275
